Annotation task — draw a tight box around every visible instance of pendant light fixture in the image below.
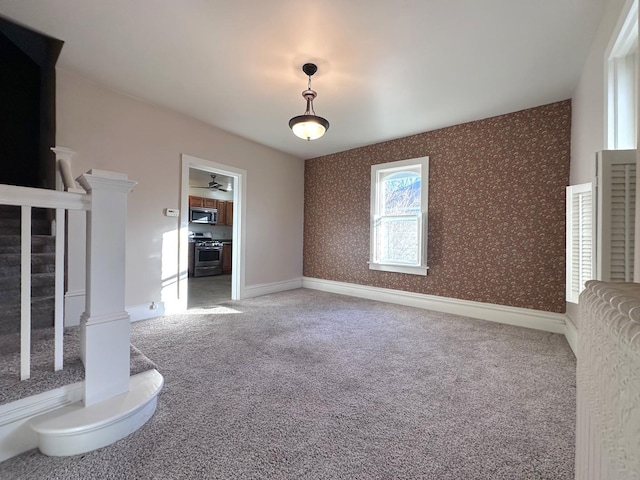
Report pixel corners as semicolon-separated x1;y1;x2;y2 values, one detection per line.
289;63;330;141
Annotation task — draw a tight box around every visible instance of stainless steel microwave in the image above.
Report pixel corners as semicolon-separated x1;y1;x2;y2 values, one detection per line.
189;207;218;224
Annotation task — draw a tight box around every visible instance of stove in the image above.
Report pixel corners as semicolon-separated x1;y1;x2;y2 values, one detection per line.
189;232;223;277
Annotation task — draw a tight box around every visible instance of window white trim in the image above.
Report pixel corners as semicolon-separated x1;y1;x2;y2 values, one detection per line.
606;0;638;149
369;156;429;276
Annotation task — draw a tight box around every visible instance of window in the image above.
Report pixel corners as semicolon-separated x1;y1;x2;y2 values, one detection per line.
566;183;594;303
566;152;637;303
369;157;429;275
606;0;638;149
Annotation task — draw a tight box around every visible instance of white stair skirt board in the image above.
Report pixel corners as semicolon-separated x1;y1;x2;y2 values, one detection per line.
29;369;163;457
243;278;303;299
302;277;566;334
0;383;83;462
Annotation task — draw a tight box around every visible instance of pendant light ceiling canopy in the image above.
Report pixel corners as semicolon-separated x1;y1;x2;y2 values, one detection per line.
289;63;329;141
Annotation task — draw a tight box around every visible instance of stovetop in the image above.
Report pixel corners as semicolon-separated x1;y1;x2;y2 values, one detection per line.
195;240;223;247
189;232;223;247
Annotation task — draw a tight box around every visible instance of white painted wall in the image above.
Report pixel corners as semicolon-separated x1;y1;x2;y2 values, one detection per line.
56;69;304;310
571;0;628;185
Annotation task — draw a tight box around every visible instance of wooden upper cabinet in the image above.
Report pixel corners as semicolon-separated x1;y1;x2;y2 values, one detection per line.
203;198;217;209
189;196;204;207
225;201;233;226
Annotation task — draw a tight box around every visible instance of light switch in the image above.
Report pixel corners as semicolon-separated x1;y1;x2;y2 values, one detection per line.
164;208;179;217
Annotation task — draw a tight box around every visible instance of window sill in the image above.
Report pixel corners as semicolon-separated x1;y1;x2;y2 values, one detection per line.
368;263;428;276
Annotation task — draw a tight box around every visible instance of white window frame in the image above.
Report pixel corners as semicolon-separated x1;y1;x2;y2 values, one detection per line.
606;0;638;150
369;156;429;276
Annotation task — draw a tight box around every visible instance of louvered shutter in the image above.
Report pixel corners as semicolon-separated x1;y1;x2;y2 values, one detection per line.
596;150;637;282
566;183;594;303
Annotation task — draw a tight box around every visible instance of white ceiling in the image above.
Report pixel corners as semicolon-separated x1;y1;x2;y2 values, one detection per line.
0;0;606;160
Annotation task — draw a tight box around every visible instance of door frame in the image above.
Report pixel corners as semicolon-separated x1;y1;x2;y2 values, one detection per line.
178;154;246;311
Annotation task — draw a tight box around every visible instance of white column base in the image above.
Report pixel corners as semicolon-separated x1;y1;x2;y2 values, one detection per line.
30;369;163;457
80;311;131;406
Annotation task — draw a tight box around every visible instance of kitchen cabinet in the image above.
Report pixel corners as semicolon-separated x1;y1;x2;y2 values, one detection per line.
225;201;233;226
222;243;232;273
188;242;195;277
189;195;217;209
189;195;204;207
217;200;226;225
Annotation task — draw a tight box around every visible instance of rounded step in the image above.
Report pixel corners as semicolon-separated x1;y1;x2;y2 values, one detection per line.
30;370;164;457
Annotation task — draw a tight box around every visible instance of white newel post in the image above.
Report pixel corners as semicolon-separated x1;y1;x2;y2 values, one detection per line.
77;170;137;407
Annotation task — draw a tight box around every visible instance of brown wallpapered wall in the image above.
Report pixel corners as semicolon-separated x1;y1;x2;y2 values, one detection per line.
304;100;571;313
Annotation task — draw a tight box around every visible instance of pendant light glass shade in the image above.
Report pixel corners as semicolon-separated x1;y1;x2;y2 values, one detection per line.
289;114;329;140
289;63;329;140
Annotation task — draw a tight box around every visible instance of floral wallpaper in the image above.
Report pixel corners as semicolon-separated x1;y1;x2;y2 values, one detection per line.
304;100;571;313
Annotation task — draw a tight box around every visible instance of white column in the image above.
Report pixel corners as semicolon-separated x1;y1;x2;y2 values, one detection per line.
77;170;137;407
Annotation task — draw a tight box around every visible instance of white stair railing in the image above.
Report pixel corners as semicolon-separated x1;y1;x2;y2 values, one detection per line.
0;169;136;411
0;185;89;379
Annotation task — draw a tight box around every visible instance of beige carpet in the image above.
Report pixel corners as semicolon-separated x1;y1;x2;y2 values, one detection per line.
0;288;576;479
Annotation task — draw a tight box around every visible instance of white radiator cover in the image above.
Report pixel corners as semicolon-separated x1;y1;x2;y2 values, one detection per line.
577;281;640;480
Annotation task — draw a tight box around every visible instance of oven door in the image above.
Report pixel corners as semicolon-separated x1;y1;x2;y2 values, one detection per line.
194;246;222;276
196;247;221;265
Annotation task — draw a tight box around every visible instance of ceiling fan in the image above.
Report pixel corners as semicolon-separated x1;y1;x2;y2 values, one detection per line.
191;174;229;192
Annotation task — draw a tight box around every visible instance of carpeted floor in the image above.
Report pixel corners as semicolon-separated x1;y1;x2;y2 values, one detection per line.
0;289;576;479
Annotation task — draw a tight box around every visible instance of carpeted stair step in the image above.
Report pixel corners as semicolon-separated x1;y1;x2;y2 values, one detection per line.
0;206;52;236
0;218;52;236
0;207;57;336
0;253;56;276
0;273;55;303
0;235;56;254
0;296;55;334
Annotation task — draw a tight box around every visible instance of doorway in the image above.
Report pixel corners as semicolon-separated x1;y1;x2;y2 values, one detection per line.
179;154;246;312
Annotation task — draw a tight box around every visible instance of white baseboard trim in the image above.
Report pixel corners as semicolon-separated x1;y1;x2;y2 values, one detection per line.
243;278;303;299
563;315;578;357
302;277;566;334
0;382;83;462
126;302;166;322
